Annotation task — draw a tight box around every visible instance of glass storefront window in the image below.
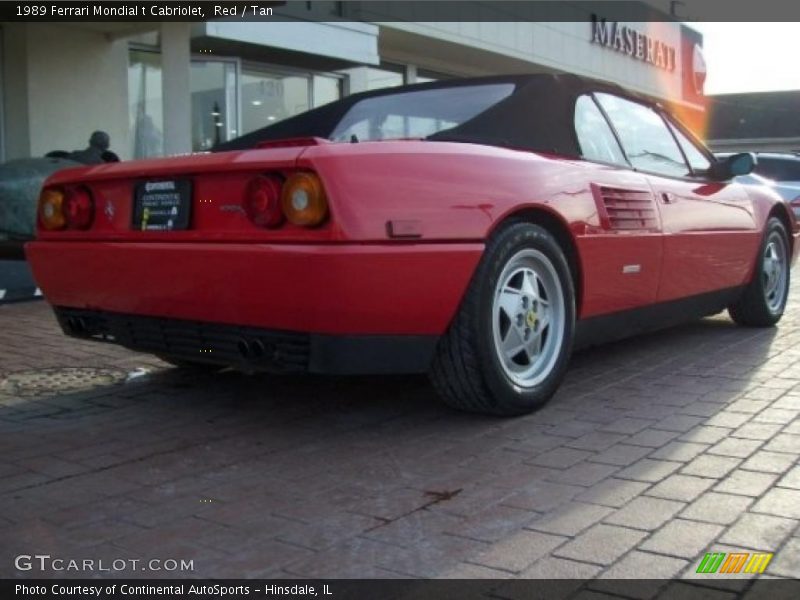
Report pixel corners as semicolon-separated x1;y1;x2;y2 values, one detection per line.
241;68;310;136
130;48;343;153
365;64;404;90
128;50;164;158
313;74;342;108
190;60;237;152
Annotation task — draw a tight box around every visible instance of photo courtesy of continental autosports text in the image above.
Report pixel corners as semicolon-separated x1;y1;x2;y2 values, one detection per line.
1;1;800;599
15;583;331;597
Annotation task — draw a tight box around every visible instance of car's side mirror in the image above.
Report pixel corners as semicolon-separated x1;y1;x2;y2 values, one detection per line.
710;152;756;180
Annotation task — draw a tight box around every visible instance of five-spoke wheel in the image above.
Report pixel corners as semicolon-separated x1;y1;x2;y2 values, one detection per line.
762;234;788;313
430;222;575;415
729;217;791;327
492;250;565;388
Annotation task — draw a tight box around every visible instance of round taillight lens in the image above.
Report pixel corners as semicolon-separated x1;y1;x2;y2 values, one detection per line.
63;186;94;230
281;172;328;227
38;187;67;230
244;175;284;228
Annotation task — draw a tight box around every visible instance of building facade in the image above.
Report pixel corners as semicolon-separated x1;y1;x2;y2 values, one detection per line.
706;90;800;153
0;1;706;163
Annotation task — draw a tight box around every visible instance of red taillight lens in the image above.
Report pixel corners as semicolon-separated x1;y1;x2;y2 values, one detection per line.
63;186;94;230
244;175;283;228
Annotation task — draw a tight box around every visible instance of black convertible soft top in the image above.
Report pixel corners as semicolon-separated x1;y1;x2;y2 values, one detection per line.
213;73;651;157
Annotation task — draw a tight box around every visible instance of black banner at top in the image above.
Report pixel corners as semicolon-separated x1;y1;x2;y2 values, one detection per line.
3;0;800;23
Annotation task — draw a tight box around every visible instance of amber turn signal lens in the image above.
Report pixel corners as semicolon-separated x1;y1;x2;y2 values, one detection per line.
281;172;328;227
38;188;67;230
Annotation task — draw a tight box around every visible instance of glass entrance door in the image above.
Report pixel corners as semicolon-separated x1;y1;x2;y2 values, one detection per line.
190;59;237;152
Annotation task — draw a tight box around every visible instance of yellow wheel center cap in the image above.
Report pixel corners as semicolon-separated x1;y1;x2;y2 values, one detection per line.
526;311;537;327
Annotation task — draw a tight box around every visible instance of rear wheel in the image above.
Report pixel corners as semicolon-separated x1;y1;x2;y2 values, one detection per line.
729;217;790;327
430;222;576;416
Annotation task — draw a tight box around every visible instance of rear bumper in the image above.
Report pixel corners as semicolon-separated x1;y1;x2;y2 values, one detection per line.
55;307;437;374
26;240;482;336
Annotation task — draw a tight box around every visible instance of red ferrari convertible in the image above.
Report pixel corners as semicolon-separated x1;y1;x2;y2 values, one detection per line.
27;74;798;415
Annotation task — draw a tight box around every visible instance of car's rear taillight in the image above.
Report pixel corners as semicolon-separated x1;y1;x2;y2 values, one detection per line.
281;172;328;227
244;175;284;228
38;187;67;230
63;186;94;230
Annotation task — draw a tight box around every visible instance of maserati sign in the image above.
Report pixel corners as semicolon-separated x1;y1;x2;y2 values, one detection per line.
591;16;677;72
692;43;707;94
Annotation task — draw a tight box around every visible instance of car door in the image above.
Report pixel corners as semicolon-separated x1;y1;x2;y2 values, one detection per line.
654;120;759;301
595;93;759;303
572;94;663;315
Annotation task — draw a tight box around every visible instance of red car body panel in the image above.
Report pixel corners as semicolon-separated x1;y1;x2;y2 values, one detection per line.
26;241;482;335
28;140;798;337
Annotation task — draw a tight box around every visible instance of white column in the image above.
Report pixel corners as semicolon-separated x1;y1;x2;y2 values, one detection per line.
344;66;370;94
160;23;191;155
2;24;31;160
405;64;417;84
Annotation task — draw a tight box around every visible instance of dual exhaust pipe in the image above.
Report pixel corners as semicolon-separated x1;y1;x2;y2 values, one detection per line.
65;316;89;336
65;315;276;364
237;337;275;361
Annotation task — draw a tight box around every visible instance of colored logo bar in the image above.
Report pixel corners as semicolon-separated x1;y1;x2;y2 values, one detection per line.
696;552;773;574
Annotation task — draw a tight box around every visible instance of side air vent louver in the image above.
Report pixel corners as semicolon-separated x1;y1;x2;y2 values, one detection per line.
592;184;658;231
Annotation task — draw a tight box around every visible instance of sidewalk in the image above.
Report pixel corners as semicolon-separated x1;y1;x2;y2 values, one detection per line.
0;292;798;589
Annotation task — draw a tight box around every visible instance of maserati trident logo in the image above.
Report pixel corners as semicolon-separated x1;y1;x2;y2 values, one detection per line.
692;43;707;95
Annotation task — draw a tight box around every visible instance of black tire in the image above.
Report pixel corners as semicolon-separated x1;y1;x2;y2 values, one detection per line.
729;217;791;327
429;222;576;416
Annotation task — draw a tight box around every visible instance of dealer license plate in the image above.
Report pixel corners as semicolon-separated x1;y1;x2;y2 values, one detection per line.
132;180;192;231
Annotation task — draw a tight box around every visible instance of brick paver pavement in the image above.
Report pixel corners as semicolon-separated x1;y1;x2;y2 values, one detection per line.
1;284;799;588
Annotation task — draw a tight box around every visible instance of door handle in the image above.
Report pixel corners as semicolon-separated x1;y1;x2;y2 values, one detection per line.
661;192;678;204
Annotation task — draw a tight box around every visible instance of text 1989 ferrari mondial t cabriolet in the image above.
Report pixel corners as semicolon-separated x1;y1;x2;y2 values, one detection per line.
27;74;798;415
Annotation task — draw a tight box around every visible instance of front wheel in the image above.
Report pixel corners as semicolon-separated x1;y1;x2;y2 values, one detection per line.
430;222;576;416
729;217;791;327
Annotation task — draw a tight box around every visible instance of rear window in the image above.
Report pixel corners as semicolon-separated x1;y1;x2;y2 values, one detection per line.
329;83;515;142
754;157;800;182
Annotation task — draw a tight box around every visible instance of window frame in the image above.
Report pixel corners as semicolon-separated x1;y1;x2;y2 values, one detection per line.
573;93;630;169
575;91;717;183
663;115;717;179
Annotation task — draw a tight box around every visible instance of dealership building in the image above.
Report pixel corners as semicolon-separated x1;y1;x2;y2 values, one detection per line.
0;1;707;163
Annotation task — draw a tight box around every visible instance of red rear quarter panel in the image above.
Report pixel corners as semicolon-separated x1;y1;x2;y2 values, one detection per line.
301;141;601;241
